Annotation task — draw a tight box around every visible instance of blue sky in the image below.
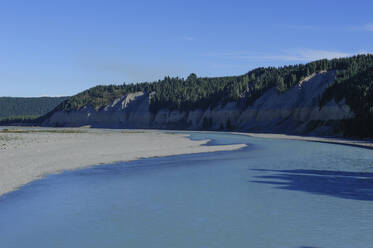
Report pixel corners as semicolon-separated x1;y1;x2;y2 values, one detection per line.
1;0;373;97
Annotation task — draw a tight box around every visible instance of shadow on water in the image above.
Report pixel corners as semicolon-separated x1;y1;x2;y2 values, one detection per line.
250;169;373;201
298;247;323;248
298;247;322;248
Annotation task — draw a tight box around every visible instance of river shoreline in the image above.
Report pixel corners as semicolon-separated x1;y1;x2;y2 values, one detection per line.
0;128;246;197
236;132;373;150
1;127;372;198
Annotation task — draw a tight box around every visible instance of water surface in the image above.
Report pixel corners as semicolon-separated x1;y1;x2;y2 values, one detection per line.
1;132;373;248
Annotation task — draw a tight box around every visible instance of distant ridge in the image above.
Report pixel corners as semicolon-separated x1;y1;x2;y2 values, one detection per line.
0;96;69;120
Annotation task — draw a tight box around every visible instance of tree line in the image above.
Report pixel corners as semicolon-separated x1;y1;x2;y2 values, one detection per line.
43;54;373;137
0;97;69;120
60;54;373;112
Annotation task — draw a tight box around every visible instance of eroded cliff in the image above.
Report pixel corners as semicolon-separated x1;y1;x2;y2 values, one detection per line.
43;71;354;135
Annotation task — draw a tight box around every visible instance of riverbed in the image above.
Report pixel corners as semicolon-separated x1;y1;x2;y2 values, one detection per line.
0;132;372;247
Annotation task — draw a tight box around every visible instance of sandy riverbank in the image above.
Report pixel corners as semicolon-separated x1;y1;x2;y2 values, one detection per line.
2;128;372;198
0;128;246;197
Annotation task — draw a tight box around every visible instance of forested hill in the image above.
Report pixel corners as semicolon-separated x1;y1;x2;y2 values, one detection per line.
59;54;373;115
321;65;373;137
13;54;373;138
0;96;69;120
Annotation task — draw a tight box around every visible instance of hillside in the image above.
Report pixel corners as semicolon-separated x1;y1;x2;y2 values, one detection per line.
321;66;373;137
56;55;373;113
27;55;373;137
0;96;69;120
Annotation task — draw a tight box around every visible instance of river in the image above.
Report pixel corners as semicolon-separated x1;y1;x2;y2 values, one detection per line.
0;132;372;248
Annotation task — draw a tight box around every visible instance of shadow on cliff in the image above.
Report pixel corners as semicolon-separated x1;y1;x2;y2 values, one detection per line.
250;169;373;201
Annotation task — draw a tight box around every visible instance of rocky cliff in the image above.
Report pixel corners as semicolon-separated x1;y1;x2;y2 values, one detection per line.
43;71;354;135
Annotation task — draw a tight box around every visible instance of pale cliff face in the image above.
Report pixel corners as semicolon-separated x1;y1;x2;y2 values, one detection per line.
237;71;353;133
44;92;152;128
43;71;354;135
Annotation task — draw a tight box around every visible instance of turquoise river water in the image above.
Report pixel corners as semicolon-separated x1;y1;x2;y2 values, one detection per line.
0;132;373;248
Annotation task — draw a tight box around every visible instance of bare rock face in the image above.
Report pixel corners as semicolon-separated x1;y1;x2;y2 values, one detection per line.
43;92;152;128
43;71;354;135
236;71;353;134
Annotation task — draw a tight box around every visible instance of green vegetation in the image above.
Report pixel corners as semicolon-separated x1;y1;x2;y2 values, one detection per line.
52;54;373;137
5;54;373;137
0;115;40;125
321;66;373;137
60;55;373;116
0;97;69;120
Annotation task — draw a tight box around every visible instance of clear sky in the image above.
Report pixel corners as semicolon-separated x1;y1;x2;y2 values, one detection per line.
1;0;373;97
